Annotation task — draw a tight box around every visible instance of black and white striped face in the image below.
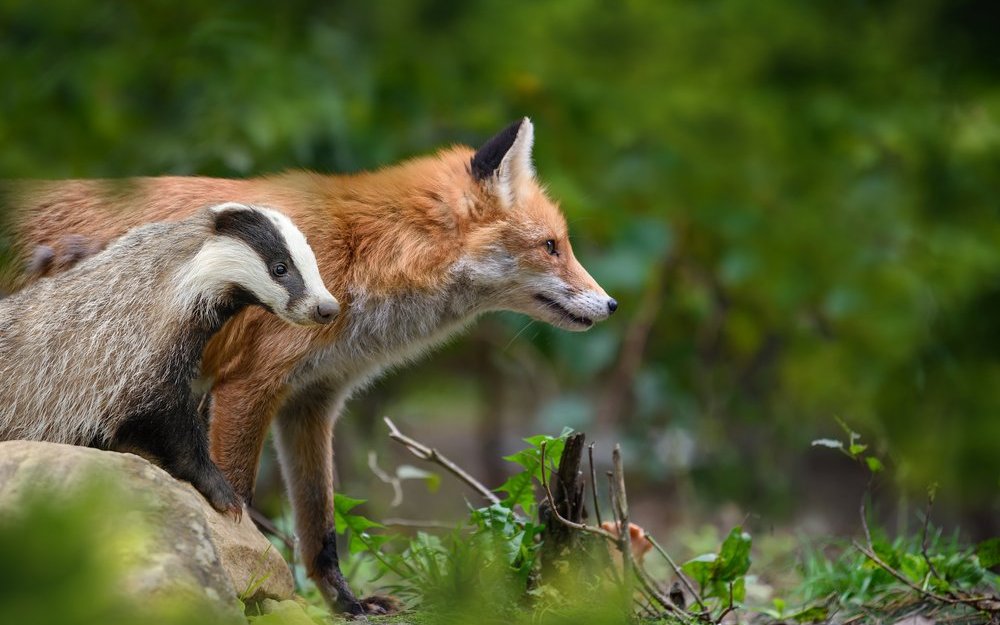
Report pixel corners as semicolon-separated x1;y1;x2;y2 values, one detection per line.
204;202;339;326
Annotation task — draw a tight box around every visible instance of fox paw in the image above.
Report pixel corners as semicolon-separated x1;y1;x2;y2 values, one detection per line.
359;595;401;616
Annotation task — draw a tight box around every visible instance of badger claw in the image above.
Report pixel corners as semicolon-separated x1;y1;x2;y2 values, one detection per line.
224;501;244;522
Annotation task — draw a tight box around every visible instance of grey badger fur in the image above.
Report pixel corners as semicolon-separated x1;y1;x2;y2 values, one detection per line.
0;202;339;514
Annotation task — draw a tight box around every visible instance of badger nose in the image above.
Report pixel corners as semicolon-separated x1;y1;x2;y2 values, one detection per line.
313;300;340;324
607;298;618;315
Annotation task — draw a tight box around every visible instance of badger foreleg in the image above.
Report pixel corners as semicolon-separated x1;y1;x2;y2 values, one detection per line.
112;397;242;518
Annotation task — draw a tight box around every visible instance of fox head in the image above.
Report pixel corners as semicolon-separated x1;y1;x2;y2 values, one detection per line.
459;118;617;331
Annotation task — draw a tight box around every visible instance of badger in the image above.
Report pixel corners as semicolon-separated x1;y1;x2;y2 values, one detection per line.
0;202;339;514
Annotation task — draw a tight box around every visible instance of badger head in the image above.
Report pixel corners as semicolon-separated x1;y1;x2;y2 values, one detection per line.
195;202;339;326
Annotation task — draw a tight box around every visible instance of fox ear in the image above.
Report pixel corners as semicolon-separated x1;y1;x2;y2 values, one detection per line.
470;117;535;207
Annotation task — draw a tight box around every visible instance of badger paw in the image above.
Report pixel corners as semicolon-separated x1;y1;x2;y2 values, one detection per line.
195;470;244;520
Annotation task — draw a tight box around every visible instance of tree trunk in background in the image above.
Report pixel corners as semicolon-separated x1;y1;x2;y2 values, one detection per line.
478;334;506;489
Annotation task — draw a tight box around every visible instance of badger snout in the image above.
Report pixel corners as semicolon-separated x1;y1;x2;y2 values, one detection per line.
311;298;340;325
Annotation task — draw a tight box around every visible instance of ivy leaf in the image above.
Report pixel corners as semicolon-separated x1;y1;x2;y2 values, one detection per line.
496;471;536;512
496;429;572;510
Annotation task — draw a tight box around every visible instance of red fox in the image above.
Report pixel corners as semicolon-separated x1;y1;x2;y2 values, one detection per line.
1;118;617;615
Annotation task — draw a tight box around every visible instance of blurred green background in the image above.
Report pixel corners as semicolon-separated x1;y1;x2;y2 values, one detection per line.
3;0;999;541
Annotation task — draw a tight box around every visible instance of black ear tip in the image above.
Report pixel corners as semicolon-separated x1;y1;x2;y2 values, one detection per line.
470;118;529;181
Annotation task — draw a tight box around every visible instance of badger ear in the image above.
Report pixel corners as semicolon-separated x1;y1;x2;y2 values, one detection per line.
470;117;535;208
210;202;264;238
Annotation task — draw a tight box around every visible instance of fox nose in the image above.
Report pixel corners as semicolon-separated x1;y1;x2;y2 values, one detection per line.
607;298;618;315
312;300;340;324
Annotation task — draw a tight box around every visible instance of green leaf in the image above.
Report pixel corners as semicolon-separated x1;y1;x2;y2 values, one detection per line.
771;597;786;617
333;494;383;535
848;443;868;457
716;526;752;581
977;537;1000;568
865;456;883;473
495;471;536;511
899;552;928;583
334;493;389;556
681;553;717;589
495;429;572;510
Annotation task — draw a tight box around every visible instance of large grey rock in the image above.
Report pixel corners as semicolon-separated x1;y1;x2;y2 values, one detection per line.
0;440;294;618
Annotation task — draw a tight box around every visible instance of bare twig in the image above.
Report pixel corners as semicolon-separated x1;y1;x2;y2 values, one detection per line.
610;445;695;623
612;445;633;592
715;581;736;623
384;416;500;505
630;551;696;623
648;535;708;614
588;443;603;527
920;490;944;583
600;470;627;590
606;471;618;526
860;500;873;548
853;540;961;605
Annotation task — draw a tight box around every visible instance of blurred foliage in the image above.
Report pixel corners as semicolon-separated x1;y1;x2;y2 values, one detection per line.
3;0;1000;526
795;528;1000;614
0;475;237;625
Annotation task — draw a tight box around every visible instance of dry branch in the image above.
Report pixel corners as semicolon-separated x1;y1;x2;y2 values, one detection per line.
612;445;634;594
384;416;500;505
648;535;707;615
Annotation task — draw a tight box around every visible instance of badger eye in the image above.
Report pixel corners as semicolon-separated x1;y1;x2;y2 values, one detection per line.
545;239;558;256
272;262;288;277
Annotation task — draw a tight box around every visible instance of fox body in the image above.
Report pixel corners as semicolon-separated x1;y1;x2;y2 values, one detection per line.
0;203;338;514
1;119;616;615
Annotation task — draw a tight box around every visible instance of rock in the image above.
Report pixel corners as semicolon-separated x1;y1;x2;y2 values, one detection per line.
0;440;294;617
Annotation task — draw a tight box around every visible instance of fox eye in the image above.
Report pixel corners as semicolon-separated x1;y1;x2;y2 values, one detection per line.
545;239;558;256
272;262;288;277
